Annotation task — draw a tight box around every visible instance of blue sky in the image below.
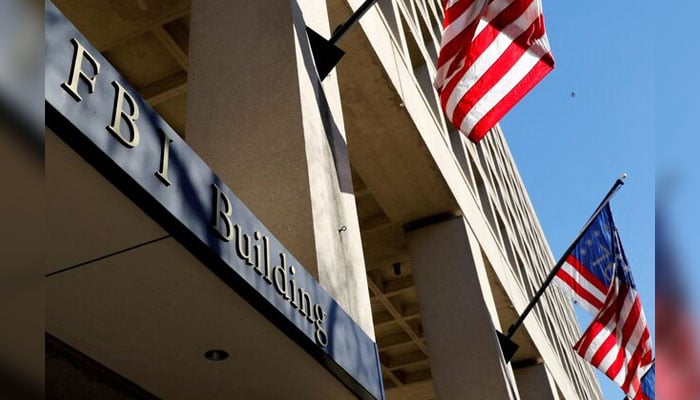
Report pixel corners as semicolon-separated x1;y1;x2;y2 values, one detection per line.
498;1;659;398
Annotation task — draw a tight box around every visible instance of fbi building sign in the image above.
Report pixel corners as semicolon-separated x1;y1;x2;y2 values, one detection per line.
45;2;384;399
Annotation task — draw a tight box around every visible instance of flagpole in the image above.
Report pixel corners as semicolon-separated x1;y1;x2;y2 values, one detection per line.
306;0;379;79
329;0;379;45
498;175;627;362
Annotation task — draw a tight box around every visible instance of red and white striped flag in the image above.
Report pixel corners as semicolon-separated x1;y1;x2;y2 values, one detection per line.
434;0;554;143
574;275;653;400
554;204;653;399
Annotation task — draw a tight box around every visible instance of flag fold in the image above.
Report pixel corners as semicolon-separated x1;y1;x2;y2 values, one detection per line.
434;0;554;142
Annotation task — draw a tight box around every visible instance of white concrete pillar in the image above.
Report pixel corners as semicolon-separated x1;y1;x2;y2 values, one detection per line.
407;216;517;399
186;0;374;337
514;363;560;400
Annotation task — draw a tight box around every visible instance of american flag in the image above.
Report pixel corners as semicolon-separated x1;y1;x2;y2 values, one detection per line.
554;204;617;315
555;204;653;399
574;271;653;400
434;0;554;143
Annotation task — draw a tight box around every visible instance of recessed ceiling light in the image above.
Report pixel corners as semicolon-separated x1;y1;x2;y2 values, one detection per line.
204;349;229;361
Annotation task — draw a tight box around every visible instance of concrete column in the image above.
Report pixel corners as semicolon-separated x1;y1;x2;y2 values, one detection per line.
186;0;373;337
407;217;517;400
514;363;560;400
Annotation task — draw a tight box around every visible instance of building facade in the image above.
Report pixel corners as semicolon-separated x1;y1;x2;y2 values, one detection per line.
45;0;603;399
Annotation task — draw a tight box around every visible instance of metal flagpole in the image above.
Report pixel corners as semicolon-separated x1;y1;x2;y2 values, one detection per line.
497;175;627;362
306;0;379;80
329;0;379;45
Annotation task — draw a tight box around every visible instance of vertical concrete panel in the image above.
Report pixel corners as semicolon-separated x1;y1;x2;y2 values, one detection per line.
188;0;373;337
407;217;517;400
187;0;316;274
292;0;374;338
514;363;560;400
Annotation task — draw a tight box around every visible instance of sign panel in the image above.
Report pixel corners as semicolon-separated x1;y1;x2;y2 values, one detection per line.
45;2;384;399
